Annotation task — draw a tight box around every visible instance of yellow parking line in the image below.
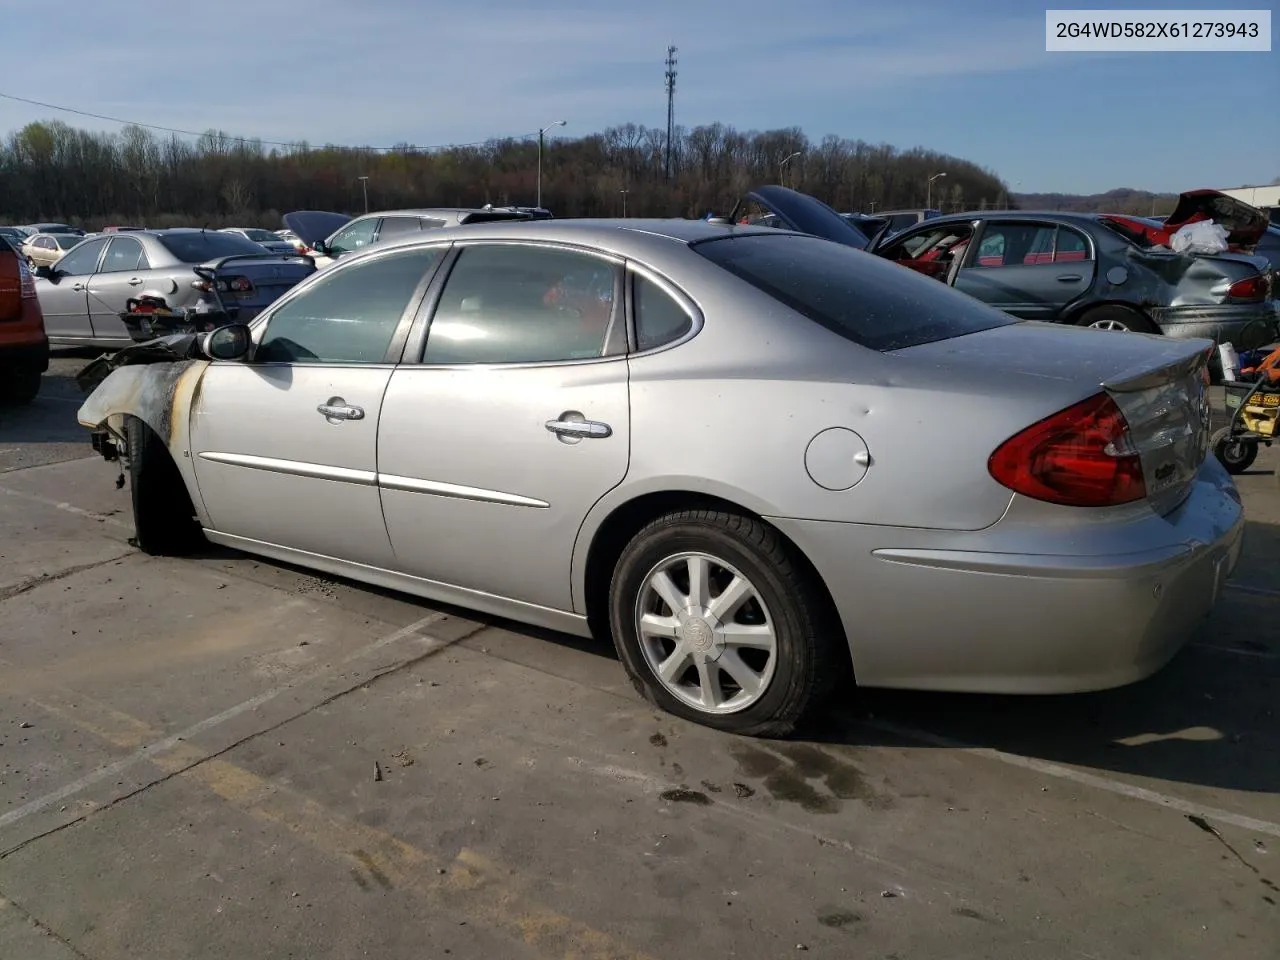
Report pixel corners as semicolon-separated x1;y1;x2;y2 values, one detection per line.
18;687;657;960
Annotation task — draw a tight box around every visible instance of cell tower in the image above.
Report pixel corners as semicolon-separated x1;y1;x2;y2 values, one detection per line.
664;45;677;180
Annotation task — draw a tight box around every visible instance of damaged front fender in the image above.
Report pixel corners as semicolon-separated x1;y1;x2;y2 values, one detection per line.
76;339;213;525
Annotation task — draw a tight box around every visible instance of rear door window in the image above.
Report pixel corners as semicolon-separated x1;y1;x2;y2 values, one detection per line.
376;217;423;240
100;237;147;273
693;233;1012;351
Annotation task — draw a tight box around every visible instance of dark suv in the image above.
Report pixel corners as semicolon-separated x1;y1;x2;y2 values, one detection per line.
0;235;50;404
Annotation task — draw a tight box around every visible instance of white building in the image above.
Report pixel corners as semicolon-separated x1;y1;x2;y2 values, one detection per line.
1217;183;1280;211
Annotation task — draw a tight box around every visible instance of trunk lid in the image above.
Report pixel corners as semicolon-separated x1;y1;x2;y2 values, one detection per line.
893;322;1214;514
1164;189;1269;247
282;210;352;247
731;186;872;249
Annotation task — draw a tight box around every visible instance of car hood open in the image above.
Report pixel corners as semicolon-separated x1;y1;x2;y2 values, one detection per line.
282;211;352;246
732;185;871;249
1164;189;1269;246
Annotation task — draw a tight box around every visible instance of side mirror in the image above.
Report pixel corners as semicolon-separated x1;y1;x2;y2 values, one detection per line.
311;239;328;255
34;265;54;280
198;323;252;361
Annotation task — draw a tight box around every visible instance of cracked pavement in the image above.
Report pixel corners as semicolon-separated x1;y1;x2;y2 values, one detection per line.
0;353;1277;959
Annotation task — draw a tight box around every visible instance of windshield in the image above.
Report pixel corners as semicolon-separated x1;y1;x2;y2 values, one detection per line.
693;233;1014;351
158;231;271;262
240;229;280;242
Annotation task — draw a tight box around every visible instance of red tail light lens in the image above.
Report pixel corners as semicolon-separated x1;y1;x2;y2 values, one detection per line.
988;393;1146;507
1227;275;1269;301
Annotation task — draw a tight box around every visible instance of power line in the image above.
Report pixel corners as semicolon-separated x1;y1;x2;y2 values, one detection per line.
0;90;543;153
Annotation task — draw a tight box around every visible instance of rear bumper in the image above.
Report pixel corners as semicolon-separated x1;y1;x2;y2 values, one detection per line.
1151;302;1278;347
769;457;1244;694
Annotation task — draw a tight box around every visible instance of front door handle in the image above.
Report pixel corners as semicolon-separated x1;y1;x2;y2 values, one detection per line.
545;417;612;439
128;277;144;286
1056;274;1083;282
72;282;85;291
317;396;365;422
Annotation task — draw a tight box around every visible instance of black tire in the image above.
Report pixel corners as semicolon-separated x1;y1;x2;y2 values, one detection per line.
126;415;204;555
0;369;41;405
1078;305;1157;334
608;509;843;738
1210;426;1258;474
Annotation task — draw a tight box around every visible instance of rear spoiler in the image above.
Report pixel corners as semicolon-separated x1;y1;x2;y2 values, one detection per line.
1100;339;1214;393
199;253;316;273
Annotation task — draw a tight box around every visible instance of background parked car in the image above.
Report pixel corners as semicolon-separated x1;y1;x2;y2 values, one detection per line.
24;222;83;237
0;225;31;247
34;228;316;347
303;207;536;268
20;231;84;268
220;227;300;256
0;234;49;404
874;207;943;234
740;186;1276;360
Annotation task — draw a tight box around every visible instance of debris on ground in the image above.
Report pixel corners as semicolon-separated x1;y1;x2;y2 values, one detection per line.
391;750;414;768
732;782;755;799
649;733;668;747
373;761;383;782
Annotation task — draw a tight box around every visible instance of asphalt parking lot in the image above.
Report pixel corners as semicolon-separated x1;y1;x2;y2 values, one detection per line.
1;352;1277;959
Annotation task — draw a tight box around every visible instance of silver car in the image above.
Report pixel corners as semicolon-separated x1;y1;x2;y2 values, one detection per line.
77;219;1243;736
220;227;300;257
35;228;315;347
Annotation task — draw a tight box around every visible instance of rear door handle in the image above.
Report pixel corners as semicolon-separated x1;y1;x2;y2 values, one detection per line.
72;282;85;291
128;277;143;286
317;397;365;422
545;418;611;439
1056;274;1083;282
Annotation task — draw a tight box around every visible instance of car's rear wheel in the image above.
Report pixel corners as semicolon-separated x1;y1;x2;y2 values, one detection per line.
1079;305;1157;334
0;369;41;405
1210;426;1259;474
126;415;205;555
608;509;842;738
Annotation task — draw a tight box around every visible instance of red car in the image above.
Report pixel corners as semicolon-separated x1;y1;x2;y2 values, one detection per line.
0;235;49;404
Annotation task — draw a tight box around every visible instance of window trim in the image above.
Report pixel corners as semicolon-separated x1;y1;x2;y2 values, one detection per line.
239;242;451;368
624;261;703;357
403;238;631;370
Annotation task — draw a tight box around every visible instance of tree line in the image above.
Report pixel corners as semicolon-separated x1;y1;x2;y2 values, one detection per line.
0;118;1015;230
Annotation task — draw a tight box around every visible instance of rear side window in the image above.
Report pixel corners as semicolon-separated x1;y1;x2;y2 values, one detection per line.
159;232;266;262
256;247;442;363
693;234;1013;352
633;273;693;351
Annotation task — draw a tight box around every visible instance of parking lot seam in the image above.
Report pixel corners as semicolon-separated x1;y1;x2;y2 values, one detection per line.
0;894;95;960
0;552;134;603
0;482;132;529
0;611;461;844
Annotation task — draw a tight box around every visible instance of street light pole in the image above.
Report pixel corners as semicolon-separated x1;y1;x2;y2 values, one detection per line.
779;151;803;188
927;171;946;210
537;120;567;209
357;176;369;213
620;189;629;217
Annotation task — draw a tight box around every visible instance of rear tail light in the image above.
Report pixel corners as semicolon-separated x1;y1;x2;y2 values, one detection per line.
1227;274;1270;301
988;392;1146;507
191;275;255;294
18;259;36;299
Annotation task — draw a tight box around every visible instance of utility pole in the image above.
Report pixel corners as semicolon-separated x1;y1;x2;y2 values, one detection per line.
537;120;567;210
664;45;678;180
357;176;369;213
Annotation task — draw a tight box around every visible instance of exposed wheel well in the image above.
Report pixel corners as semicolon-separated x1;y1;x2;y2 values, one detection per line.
581;491;853;680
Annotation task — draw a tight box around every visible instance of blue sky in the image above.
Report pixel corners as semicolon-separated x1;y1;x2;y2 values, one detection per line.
0;0;1275;194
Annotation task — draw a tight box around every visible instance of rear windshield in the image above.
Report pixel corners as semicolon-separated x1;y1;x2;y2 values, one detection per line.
158;232;270;262
54;234;81;248
457;212;534;225
693;233;1014;351
240;229;279;242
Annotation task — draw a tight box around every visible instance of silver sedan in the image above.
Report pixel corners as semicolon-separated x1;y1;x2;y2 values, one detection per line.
77;219;1244;736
